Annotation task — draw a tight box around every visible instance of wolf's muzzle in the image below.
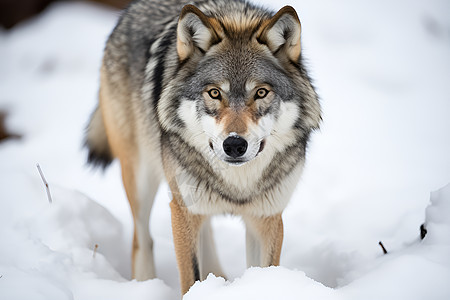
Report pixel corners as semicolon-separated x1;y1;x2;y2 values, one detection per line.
223;136;248;158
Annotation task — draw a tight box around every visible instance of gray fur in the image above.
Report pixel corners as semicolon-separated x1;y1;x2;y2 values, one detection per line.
85;0;321;288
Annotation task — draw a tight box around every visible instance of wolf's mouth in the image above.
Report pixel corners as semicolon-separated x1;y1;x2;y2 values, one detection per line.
224;159;247;166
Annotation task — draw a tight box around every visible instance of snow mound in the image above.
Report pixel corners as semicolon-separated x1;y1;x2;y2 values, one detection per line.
0;171;175;299
424;183;450;245
185;267;336;300
186;183;450;300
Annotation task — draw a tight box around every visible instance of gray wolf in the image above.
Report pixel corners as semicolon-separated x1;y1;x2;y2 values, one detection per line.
85;0;321;294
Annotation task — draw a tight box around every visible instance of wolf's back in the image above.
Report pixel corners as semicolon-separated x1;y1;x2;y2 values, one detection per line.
84;0;187;169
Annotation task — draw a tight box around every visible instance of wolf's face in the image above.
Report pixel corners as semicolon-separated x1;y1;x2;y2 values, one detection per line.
182;41;295;166
160;5;320;166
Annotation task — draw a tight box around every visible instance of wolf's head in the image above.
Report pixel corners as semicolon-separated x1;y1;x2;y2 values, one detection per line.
159;3;320;167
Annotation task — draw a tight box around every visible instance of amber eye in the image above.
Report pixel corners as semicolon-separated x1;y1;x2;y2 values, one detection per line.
208;88;221;100
255;88;269;99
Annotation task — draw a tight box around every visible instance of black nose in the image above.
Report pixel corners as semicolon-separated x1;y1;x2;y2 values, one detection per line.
223;136;248;158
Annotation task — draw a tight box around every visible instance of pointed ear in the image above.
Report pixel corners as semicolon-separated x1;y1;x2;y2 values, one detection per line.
257;6;302;62
177;5;221;61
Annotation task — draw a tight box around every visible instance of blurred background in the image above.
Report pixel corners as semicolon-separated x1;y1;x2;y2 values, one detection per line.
0;0;128;29
0;0;449;298
0;0;127;140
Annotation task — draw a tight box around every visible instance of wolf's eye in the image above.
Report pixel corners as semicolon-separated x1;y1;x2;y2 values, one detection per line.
255;88;269;99
208;88;221;100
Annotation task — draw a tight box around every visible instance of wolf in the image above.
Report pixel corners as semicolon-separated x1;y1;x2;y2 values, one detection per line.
85;0;321;294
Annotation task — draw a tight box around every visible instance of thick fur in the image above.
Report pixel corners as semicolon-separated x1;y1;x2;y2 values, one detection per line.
85;0;320;295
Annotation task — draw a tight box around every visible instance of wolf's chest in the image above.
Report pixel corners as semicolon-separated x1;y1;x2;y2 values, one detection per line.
174;161;303;217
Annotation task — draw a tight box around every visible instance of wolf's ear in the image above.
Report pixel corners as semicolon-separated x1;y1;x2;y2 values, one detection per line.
177;5;221;61
257;6;302;62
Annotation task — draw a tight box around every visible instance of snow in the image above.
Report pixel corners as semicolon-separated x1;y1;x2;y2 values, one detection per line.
0;0;449;299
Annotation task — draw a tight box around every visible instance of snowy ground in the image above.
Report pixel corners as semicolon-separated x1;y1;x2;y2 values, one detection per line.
0;0;449;299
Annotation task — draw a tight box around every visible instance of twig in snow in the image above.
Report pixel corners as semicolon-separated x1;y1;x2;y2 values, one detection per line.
378;241;388;254
36;163;53;204
420;223;427;240
93;244;99;258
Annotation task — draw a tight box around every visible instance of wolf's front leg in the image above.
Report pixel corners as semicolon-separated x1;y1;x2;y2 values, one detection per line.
170;199;205;295
244;214;284;267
